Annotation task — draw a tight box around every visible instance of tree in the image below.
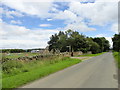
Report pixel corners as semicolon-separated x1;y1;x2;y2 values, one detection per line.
92;38;103;52
103;40;110;52
48;34;59;53
92;37;110;52
48;30;110;54
57;31;68;52
65;30;89;53
86;37;100;54
112;33;120;51
1;49;26;53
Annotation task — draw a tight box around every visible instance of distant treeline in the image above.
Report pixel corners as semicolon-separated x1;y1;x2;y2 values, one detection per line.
1;48;44;53
112;33;120;52
1;49;26;53
48;30;110;54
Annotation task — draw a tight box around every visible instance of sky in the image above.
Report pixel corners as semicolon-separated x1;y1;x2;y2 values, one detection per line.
0;0;119;49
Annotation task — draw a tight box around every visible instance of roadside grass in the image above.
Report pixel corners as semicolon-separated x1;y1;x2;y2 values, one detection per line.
2;56;62;78
76;52;106;57
2;56;81;88
113;52;120;68
2;52;106;88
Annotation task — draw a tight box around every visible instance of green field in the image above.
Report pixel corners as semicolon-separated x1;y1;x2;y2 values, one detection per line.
1;53;40;59
113;52;120;68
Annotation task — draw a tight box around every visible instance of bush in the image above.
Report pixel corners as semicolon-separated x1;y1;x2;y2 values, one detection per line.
2;56;69;77
113;52;120;68
2;60;23;74
90;42;101;54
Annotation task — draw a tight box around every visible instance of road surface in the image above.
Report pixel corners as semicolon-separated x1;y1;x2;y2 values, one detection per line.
21;52;118;88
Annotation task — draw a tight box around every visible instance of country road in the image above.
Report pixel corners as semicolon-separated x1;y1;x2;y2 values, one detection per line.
21;52;118;88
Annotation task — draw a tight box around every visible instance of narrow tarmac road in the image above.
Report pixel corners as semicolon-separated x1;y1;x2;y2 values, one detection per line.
21;52;118;88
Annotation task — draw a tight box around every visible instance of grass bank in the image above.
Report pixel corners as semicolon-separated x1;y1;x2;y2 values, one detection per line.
113;52;120;68
2;56;81;88
77;52;106;57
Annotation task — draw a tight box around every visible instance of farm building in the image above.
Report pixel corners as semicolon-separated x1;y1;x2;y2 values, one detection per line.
31;50;40;53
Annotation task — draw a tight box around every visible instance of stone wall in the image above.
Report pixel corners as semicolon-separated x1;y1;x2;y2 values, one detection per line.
1;51;92;63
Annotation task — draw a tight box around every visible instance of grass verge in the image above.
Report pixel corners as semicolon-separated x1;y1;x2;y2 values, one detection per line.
77;52;106;57
2;57;81;88
113;52;120;68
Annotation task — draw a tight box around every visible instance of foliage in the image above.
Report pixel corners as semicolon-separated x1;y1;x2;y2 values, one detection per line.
112;33;120;52
48;30;110;54
92;37;110;52
1;49;26;53
90;42;100;54
112;34;120;68
2;60;24;74
113;52;120;68
86;37;100;54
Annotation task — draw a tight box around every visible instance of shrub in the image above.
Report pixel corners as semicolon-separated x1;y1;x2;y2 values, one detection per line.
90;42;101;54
2;60;23;74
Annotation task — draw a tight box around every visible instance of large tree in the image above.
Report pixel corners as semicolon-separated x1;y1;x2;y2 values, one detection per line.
86;37;101;54
65;30;89;53
112;33;120;51
48;30;110;54
92;37;110;52
48;34;59;53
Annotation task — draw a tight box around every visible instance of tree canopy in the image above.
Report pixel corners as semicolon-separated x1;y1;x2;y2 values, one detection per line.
112;33;120;51
48;30;110;54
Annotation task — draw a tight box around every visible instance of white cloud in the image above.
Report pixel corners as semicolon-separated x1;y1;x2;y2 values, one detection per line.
0;7;24;18
39;24;52;27
1;0;118;24
47;18;52;21
0;19;2;22
105;37;113;48
1;0;55;19
0;0;94;3
111;23;118;34
0;21;59;49
95;34;106;37
1;0;119;49
53;10;96;32
95;0;119;2
10;20;22;24
51;1;118;32
54;10;77;22
64;22;96;32
6;10;24;18
1;0;118;29
68;1;118;26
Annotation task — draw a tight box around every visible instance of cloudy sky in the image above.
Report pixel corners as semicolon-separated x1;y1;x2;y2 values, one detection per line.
0;0;119;49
